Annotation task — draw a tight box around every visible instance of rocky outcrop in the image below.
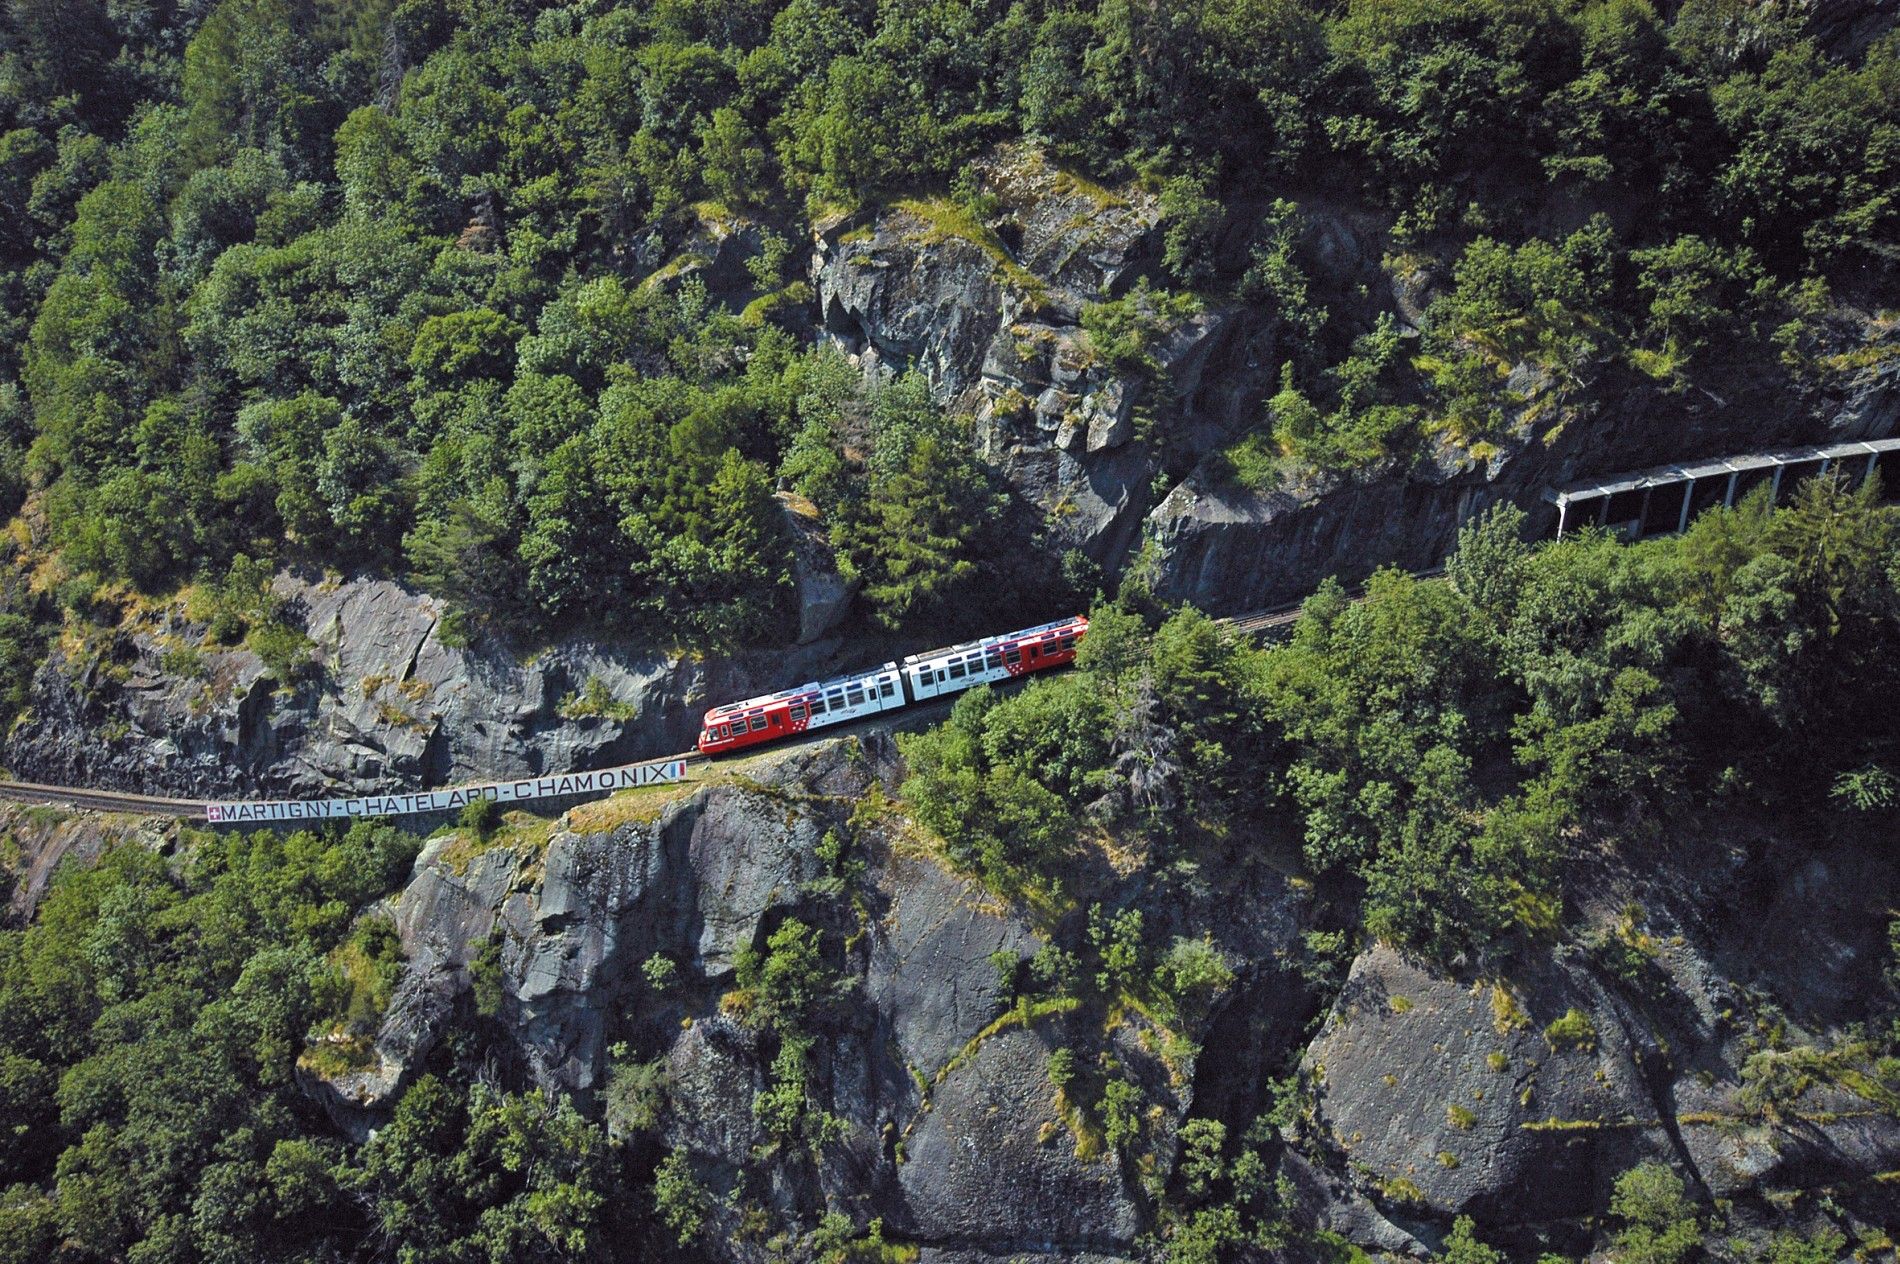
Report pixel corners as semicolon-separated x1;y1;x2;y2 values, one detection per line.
0;802;159;927
1;572;854;799
298;736;1301;1258
1152;347;1900;615
812;147;1280;568
1300;822;1900;1252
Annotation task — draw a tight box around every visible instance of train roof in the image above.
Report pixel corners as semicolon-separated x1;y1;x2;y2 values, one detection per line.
900;614;1088;666
703;662;899;720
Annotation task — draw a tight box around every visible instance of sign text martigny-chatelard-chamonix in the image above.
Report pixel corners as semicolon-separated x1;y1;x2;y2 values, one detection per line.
205;758;689;823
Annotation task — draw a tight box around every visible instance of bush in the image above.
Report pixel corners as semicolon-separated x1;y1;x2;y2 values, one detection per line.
642;953;679;992
1608;1162;1698;1264
469;935;505;1019
603;1055;669;1138
1543;1008;1597;1051
652;1147;708;1246
457;797;497;837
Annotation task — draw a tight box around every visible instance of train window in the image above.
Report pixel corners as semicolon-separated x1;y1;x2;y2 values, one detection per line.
1004;647;1021;666
809;697;826;716
790;704;807;722
828;691;845;709
1058;637;1076;651
847;686;864;705
948;660;966;679
880;679;896;698
749;715;766;732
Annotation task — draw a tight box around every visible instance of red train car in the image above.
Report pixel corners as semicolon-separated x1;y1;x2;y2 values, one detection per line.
696;615;1088;756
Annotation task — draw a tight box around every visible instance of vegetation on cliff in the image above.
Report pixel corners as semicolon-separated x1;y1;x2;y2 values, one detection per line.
0;0;1895;713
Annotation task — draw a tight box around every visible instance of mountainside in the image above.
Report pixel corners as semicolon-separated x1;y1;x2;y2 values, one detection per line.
3;2;1900;1263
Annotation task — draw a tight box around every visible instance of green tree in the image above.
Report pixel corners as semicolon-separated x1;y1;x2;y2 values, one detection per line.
1609;1162;1699;1264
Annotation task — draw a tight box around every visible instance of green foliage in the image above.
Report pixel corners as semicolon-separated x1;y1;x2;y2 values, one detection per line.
642;953;679;992
1267;316;1422;470
1609;1162;1700;1264
1440;1216;1505;1264
818;372;1024;635
469;934;505;1020
354;1076;616;1261
603;1054;670;1139
457;796;497;838
1081;280;1203;380
1832;765;1899;813
0;821;422;1259
730;917;851;1034
0;0;1885;653
1419;220;1615;441
1543;1008;1598;1051
0;611;48;729
1101;1076;1142;1151
652;1146;708;1247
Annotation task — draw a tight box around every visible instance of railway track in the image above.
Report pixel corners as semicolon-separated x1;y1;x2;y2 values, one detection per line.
0;578;1430;822
0;777;205;818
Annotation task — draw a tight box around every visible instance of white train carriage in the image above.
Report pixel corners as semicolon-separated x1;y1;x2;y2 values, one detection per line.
902;616;1088;703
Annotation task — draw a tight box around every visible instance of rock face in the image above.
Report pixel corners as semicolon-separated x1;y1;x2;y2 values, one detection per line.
1151;353;1900;615
812;146;1279;569
811;144;1900;617
301;736;1300;1259
1;572;852;799
0;803;157;927
1301;823;1900;1253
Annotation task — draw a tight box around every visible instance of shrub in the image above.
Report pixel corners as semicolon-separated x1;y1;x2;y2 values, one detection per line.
1608;1162;1698;1264
652;1147;708;1246
469;935;505;1019
642;953;679;992
1543;1008;1597;1051
457;797;496;838
1101;1077;1142;1151
603;1055;669;1137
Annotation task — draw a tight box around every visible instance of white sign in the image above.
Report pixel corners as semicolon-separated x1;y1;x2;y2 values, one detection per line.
205;758;690;824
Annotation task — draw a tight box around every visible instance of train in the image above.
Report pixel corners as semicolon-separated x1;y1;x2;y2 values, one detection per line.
696;615;1090;755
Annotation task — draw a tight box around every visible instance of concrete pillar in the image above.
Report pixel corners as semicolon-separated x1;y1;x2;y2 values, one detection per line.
1770;464;1784;502
1556;499;1568;539
1677;480;1694;534
1722;471;1739;508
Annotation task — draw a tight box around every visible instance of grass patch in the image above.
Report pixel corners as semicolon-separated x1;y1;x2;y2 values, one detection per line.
564;781;700;834
934;996;1081;1088
1051;168;1126;210
894;197;1047;306
1488;982;1530;1035
1446;1103;1477;1130
1543;1007;1598;1052
436;810;554;876
1204;429;1284;495
557;675;637;722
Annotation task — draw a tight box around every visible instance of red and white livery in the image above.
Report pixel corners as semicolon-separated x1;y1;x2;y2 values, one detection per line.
696;614;1089;755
